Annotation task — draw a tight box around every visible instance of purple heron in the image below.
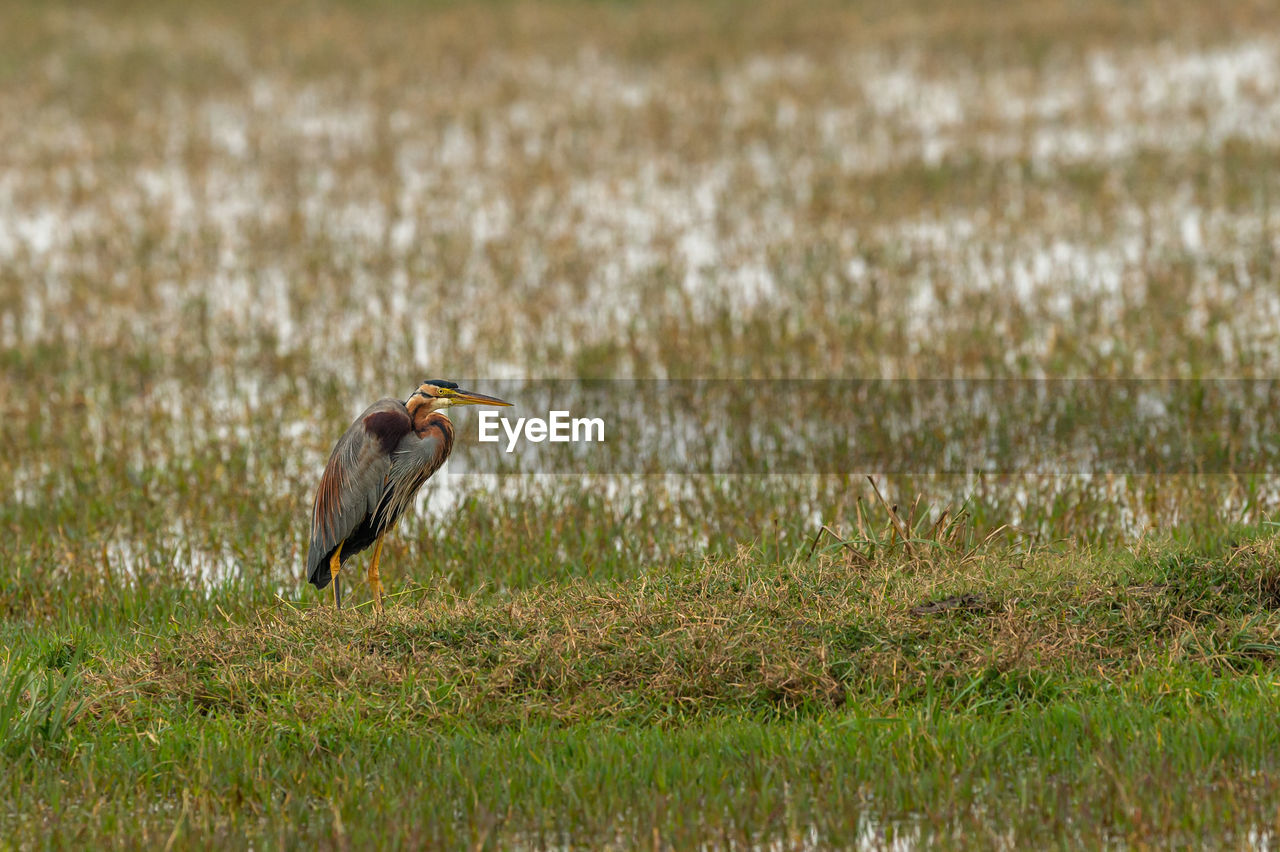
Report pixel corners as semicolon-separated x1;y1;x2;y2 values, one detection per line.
305;380;511;611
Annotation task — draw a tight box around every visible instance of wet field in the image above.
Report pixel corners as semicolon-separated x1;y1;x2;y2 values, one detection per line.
5;1;1280;847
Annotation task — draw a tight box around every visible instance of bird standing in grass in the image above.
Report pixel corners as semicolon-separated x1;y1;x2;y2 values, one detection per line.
306;380;511;611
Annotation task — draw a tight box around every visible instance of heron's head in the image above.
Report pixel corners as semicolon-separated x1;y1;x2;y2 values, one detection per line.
407;380;512;414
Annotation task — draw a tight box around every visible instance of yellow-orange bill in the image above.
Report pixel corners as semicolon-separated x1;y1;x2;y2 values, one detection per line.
452;389;513;407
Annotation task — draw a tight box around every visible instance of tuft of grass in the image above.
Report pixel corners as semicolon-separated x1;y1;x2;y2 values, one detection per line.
0;651;86;762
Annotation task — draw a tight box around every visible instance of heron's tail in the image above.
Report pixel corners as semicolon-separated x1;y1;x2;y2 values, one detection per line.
307;538;344;590
307;551;330;589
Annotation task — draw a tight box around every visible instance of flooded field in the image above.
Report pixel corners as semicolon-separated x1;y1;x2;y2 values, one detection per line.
6;3;1280;578
5;1;1280;848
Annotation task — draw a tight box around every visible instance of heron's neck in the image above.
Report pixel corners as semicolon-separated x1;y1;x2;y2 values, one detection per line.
412;405;449;437
406;394;442;420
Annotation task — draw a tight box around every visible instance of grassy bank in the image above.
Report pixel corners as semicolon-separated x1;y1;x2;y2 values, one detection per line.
4;530;1280;847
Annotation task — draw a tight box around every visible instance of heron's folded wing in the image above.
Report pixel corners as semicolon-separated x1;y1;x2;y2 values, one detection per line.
306;419;396;585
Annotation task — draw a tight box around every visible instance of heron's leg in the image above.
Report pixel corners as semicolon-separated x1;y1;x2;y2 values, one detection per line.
368;535;386;613
330;542;344;610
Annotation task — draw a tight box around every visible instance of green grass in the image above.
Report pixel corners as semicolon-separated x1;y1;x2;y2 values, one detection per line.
18;689;1280;848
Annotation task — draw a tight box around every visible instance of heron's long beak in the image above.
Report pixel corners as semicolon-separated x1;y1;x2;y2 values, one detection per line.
449;389;512;407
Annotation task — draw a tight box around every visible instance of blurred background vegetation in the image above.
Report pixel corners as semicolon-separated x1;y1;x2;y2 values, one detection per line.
6;1;1280;620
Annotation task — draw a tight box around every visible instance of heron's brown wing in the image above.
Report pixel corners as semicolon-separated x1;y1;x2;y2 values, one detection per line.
376;428;452;530
306;399;411;587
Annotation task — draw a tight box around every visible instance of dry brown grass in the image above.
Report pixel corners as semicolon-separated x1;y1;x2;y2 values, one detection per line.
82;533;1280;734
